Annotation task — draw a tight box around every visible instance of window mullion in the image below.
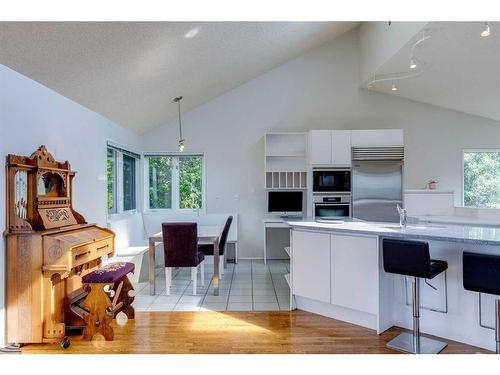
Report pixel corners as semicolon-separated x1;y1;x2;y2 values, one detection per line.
173;157;180;210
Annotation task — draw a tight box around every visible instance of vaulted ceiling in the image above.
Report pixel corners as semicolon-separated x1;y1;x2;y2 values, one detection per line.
0;22;358;134
368;22;500;123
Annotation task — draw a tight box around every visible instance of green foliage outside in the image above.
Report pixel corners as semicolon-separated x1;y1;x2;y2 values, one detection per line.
463;151;500;208
179;156;203;209
149;156;173;209
107;148;116;213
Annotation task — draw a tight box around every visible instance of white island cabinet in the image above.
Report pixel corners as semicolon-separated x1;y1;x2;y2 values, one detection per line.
291;230;331;303
330;234;379;315
291;229;380;329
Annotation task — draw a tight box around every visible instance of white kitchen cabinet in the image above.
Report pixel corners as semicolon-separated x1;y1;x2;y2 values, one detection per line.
291;230;331;303
330;234;379;314
331;130;352;166
310;130;332;165
351;129;403;146
310;130;351;165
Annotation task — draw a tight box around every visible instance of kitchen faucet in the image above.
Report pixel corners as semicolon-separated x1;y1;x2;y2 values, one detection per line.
397;204;407;229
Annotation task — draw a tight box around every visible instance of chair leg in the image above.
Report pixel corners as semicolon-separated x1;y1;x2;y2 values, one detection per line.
200;262;205;286
165;267;171;295
495;298;500;354
191;267;197;295
386;277;447;354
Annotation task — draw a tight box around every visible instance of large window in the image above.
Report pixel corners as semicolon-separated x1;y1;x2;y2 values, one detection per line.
147;154;204;210
107;144;140;214
463;150;500;208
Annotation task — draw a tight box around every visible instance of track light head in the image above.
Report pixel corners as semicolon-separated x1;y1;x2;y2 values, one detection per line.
409;58;417;69
481;22;491;37
391;82;398;91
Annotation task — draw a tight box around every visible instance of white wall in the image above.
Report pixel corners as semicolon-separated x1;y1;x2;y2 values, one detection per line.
142;28;500;259
0;64;142;346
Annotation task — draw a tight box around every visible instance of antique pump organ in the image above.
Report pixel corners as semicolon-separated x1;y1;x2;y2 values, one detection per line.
4;146;116;345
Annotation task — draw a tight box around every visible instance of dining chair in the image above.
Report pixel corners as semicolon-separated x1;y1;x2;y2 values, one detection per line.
198;216;233;278
162;222;205;295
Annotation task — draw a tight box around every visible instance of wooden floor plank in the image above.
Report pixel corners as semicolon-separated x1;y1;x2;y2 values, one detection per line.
21;311;491;354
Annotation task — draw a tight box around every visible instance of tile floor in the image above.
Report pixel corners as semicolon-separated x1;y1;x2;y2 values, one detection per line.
131;259;291;312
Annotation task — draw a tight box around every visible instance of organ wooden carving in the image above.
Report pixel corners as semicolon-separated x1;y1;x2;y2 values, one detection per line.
4;145;115;344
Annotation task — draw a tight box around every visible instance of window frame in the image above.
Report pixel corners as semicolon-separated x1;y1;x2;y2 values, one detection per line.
144;152;206;213
462;148;500;209
106;142;141;218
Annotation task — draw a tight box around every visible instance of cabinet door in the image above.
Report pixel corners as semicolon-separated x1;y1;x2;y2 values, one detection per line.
292;230;330;303
330;234;378;314
331;130;351;166
310;130;332;165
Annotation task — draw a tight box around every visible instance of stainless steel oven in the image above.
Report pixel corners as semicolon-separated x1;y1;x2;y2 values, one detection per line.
313;194;351;219
312;168;351;193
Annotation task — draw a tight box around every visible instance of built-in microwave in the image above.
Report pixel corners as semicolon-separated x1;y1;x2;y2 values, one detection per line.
312;168;351;193
313;194;351;219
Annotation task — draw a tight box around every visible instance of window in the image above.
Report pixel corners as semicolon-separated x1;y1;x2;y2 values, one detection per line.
146;154;204;210
107;144;140;215
463;150;500;208
107;148;117;214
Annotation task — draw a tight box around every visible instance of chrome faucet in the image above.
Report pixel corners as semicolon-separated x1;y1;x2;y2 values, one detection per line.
397;204;407;229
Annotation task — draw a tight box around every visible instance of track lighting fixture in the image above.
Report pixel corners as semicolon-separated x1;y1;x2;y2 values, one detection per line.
409;58;417;69
391;81;398;91
481;22;490;37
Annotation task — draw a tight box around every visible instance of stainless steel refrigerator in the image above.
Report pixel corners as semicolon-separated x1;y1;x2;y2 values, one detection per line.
351;147;404;223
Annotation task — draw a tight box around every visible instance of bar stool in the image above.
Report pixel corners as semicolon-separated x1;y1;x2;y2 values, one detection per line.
463;252;500;354
383;238;448;354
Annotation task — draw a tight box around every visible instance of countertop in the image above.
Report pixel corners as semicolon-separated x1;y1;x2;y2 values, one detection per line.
411;214;500;227
286;219;500;246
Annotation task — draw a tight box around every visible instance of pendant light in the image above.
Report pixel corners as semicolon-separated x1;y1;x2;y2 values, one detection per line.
173;96;185;152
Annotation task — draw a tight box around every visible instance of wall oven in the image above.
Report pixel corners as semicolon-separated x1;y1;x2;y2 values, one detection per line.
313;194;351;219
312;168;351;193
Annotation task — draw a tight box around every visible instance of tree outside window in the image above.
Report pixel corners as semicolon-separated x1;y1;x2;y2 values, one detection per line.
463;151;500;208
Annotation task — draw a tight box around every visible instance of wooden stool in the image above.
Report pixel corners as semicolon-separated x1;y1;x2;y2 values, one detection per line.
81;262;135;341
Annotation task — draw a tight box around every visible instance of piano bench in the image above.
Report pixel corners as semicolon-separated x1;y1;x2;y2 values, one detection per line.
82;262;135;341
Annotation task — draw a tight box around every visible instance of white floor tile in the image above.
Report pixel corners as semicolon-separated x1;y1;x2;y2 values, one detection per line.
253;295;278;303
228;302;253;311
228;295;252;303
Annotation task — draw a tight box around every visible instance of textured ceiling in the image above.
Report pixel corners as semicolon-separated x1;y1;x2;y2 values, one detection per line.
0;22;358;134
369;22;500;123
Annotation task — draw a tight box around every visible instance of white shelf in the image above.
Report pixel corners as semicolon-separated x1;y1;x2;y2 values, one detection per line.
265;171;307;189
264;133;308;190
284;273;291;288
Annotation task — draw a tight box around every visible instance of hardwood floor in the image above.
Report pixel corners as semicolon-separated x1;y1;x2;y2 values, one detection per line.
21;310;491;354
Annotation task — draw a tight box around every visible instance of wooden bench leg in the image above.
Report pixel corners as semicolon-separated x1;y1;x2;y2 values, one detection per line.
119;276;135;319
82;283;114;341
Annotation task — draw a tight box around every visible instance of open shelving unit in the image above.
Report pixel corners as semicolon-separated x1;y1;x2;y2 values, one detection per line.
264;132;308;190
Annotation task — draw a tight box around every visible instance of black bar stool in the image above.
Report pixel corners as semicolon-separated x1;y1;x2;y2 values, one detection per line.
383;238;448;354
463;252;500;354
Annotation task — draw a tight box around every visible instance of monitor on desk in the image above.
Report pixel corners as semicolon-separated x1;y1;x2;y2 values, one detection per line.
267;191;303;216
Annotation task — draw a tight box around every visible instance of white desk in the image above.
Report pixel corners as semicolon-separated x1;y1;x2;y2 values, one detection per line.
262;217;293;264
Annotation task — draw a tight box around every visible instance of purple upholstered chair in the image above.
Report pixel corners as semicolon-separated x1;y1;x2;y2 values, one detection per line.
162;222;205;296
198;216;233;278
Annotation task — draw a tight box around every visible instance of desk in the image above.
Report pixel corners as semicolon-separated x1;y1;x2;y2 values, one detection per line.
262;218;292;264
148;225;222;296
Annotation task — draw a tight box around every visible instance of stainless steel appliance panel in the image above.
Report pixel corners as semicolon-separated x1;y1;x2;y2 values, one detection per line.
352;160;403;222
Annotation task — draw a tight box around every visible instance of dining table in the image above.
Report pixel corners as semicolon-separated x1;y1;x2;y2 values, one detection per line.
148;225;222;296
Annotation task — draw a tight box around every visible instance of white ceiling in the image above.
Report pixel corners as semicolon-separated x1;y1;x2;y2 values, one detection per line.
369;22;500;122
0;22;358;134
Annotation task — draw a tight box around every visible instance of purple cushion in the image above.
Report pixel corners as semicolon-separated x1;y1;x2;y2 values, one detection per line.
82;262;135;283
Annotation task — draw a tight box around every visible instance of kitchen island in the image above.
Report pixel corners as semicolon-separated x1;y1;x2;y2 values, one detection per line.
287;219;500;351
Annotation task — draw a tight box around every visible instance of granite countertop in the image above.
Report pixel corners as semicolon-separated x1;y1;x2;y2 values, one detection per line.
411;214;500;227
286;219;500;246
